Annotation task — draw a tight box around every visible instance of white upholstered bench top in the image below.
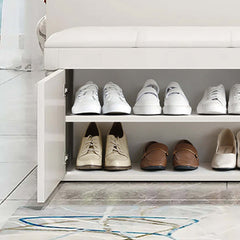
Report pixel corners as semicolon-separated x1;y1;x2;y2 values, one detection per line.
45;26;240;48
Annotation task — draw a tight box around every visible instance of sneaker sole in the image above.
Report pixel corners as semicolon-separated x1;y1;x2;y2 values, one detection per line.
72;106;101;115
102;105;131;115
197;107;226;115
198;111;226;115
163;105;191;115
228;106;240;114
133;105;161;115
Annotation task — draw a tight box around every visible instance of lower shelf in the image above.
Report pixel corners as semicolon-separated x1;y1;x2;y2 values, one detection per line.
66;114;240;122
63;162;240;181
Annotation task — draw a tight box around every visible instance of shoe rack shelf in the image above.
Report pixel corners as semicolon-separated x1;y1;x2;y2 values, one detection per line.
66;114;240;123
64;162;240;182
38;69;240;203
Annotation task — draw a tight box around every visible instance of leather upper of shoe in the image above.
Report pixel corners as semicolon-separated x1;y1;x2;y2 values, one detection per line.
164;82;190;106
229;84;240;106
134;79;160;106
76;123;102;166
197;84;226;112
72;82;100;111
103;82;130;107
236;131;240;168
173;140;199;167
105;123;131;167
212;128;236;169
141;142;168;168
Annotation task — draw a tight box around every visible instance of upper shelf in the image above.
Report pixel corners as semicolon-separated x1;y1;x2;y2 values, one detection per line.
66;114;240;123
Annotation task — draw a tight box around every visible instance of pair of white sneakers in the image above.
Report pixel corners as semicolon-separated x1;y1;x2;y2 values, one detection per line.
133;80;192;115
72;82;131;115
197;84;240;114
212;129;240;170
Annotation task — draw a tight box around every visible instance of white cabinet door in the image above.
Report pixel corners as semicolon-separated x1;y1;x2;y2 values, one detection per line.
37;70;66;203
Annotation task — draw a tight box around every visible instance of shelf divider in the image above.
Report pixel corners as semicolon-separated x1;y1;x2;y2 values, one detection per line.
66;114;240;123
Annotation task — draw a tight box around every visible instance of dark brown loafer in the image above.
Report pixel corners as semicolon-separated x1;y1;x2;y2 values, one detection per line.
140;142;168;171
173;140;199;171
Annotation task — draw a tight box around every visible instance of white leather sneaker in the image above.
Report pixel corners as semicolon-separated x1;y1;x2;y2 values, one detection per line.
212;129;237;170
102;82;131;114
237;131;240;169
228;84;240;114
163;82;192;115
133;79;161;115
105;122;131;171
76;122;102;170
72;82;101;114
197;84;227;114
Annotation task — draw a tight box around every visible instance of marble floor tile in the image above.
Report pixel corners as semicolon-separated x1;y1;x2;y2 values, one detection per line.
0;136;36;163
225;182;240;201
0;71;44;135
51;182;228;204
0;200;26;228
0;162;36;200
1;204;240;240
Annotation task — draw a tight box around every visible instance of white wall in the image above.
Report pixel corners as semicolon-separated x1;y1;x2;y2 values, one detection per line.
47;0;240;36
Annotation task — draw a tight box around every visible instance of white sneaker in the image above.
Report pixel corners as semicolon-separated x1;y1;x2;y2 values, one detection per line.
197;84;226;114
163;82;192;115
72;82;101;114
212;129;237;170
228;84;240;114
102;82;131;114
133;79;161;115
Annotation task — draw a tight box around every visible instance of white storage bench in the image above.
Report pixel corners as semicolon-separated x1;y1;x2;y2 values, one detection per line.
38;0;240;203
45;26;240;70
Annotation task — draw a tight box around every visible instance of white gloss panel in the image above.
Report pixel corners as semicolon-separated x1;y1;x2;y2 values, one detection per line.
37;70;66;203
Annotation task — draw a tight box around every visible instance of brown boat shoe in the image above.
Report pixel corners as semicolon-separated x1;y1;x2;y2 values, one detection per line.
140;142;168;171
173;140;199;171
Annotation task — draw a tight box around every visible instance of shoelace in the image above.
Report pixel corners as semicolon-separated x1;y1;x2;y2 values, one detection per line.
207;88;222;101
110;138;126;157
166;86;187;101
166;86;181;96
84;136;98;155
136;91;158;102
77;86;98;100
232;86;240;101
104;86;125;101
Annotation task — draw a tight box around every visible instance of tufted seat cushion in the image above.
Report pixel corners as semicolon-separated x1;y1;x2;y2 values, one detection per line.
45;26;240;48
137;27;232;48
45;27;138;48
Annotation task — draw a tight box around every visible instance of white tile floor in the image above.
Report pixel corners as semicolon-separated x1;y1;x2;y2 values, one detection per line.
1;70;240;239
